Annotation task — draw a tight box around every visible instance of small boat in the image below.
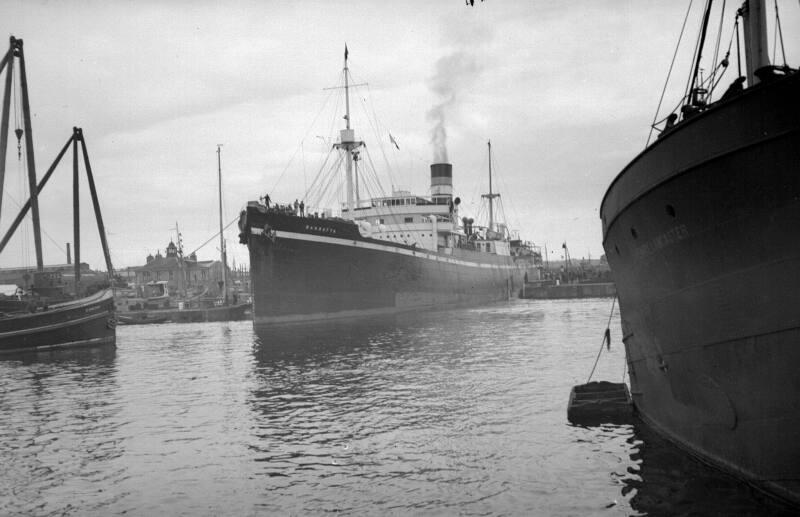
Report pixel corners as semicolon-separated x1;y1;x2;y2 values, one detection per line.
567;381;632;425
117;301;249;325
114;151;251;325
0;289;115;354
0;36;116;354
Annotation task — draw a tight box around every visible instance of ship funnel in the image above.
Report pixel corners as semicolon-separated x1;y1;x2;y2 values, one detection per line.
430;163;453;204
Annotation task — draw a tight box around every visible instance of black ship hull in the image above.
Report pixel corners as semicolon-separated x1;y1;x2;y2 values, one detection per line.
600;72;800;503
0;289;116;355
240;209;530;327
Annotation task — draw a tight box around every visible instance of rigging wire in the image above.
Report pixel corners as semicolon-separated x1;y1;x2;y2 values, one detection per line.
348;69;408;216
773;0;788;67
302;67;409;223
711;1;726;73
304;145;337;202
688;0;715;102
268;85;337;198
5;189;68;257
463;151;487;224
297;71;347;210
358;154;386;215
186;216;239;258
312;153;345;210
707;58;731;98
707;14;739;100
359;80;398;192
647;0;695;147
682;0;708;108
710;0;727;87
490;150;523;239
362;146;389;200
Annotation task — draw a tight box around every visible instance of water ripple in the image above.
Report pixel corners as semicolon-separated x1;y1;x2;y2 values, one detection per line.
0;300;794;515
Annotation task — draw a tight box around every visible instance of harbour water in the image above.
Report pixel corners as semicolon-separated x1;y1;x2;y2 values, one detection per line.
0;299;793;516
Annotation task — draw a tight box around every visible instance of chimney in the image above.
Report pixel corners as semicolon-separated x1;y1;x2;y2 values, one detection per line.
430;163;453;204
66;243;71;265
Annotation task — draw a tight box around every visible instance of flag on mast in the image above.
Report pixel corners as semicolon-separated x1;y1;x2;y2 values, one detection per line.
344;44;348;61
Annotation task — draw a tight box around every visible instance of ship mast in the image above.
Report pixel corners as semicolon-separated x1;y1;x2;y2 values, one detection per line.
344;47;353;213
333;45;364;219
481;140;500;233
217;144;228;304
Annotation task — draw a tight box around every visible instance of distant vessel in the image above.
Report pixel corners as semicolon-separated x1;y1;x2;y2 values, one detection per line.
0;37;116;354
239;49;540;327
115;278;248;325
600;0;799;505
116;301;248;325
115;149;250;325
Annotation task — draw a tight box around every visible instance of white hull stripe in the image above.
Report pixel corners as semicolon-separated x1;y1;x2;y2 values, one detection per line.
251;228;523;271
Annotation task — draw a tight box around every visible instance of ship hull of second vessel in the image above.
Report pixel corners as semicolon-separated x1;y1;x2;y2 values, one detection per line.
601;72;800;504
242;209;530;327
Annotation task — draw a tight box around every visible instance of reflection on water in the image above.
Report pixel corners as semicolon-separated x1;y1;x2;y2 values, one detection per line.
0;346;122;516
622;422;794;516
0;300;795;515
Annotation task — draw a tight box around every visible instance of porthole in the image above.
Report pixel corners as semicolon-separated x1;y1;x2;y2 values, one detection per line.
665;204;676;218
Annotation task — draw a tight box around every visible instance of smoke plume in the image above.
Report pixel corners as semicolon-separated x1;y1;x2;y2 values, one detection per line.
427;51;480;163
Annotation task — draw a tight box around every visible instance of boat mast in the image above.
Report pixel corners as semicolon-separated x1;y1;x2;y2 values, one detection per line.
175;221;185;296
741;0;770;86
217;144;227;303
481;140;500;233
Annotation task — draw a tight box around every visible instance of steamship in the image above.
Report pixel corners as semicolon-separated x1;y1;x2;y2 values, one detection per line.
600;0;800;505
239;50;539;327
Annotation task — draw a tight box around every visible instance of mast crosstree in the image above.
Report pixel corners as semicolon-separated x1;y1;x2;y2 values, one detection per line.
328;44;366;218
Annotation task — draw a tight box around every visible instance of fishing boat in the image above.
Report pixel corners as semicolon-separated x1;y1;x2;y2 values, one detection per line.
117;312;170;326
0;37;116;354
600;0;799;504
239;48;540;327
114;150;250;326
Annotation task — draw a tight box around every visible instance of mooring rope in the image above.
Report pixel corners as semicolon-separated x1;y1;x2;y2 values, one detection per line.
586;295;617;384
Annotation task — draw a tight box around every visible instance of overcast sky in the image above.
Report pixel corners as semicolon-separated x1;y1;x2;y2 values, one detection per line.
2;0;799;270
